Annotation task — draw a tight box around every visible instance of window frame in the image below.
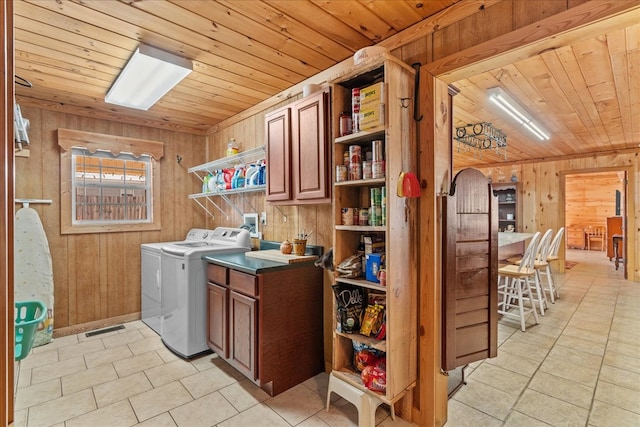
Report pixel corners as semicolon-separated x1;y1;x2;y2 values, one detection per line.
58;128;163;234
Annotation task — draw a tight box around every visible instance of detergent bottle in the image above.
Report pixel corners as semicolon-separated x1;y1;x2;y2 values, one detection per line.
202;174;209;193
207;172;216;192
258;160;266;185
245;164;258;187
231;165;245;189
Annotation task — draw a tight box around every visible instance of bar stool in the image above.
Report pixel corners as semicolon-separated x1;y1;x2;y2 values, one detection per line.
498;231;541;332
543;227;564;301
510;229;552;315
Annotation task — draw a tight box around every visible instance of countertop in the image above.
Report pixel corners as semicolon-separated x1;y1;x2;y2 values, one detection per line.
203;240;323;275
498;232;533;247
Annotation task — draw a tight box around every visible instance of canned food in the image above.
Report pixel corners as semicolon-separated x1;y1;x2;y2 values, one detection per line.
343;151;350;168
359;208;369;226
349;145;361;164
362;161;372;179
336;165;348;182
349;163;362;180
372;140;384;161
339;112;352;136
341;208;356;225
372;160;385;179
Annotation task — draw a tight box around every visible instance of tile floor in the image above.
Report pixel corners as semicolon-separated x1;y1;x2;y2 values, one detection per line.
13;249;639;426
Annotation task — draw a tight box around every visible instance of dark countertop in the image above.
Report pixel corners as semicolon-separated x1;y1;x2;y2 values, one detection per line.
203;240;324;275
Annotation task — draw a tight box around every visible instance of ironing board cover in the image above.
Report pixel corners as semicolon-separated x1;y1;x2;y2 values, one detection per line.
15;206;54;346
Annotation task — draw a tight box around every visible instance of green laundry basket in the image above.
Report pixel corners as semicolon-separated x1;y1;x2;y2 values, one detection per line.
15;300;47;361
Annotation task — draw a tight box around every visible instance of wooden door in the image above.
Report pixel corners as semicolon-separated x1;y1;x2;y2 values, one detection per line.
207;283;228;358
291;91;330;202
442;168;498;371
265;106;291;202
229;290;258;381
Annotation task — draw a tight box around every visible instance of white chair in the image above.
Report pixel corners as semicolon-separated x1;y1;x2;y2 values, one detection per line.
510;229;552;316
531;229;553;315
543;227;564;302
498;232;541;332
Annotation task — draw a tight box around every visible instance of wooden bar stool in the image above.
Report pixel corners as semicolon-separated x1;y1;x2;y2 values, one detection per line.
498;232;541;332
544;227;564;301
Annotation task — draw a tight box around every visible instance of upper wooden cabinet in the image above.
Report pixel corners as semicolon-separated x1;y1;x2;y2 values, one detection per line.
265;90;331;205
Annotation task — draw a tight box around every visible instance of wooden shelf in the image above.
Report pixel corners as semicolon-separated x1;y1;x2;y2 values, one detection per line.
335;225;386;232
335;178;386;187
335;276;386;292
335;128;385;145
335;331;386;352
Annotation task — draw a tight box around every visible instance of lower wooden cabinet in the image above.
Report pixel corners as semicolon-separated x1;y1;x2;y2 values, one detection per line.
229;290;257;381
206;262;323;396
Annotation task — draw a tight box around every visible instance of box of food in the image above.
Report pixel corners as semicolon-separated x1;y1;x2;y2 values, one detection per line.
359;103;385;131
360;82;385;107
365;252;385;283
363;234;385;254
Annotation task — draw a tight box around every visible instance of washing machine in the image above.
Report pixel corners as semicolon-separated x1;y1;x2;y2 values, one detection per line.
141;228;217;334
160;227;251;358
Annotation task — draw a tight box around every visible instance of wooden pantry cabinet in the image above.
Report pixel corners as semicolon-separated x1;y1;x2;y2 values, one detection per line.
328;54;418;414
264;90;331;204
206;262;324;396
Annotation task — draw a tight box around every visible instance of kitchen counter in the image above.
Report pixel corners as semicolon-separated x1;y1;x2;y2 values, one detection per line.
498;232;533;260
203;240;323;274
498;232;533;247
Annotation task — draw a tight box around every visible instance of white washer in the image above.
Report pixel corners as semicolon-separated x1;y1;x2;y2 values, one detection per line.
160;227;251;358
141;228;217;334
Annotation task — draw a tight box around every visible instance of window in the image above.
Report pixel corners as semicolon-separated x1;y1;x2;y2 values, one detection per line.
58;128;163;234
72;148;151;224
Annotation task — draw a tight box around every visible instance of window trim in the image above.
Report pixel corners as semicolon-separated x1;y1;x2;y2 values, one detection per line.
58;128;163;234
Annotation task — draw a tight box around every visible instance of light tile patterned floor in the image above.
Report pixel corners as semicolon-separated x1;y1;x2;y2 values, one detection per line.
13;249;639;426
448;249;640;427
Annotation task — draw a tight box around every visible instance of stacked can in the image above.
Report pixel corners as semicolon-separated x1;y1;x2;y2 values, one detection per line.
352;88;360;134
371;140;385;179
369;187;383;226
349;145;362;180
381;186;387;226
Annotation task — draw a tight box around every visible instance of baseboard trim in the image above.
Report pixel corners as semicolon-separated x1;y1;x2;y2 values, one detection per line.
53;313;140;338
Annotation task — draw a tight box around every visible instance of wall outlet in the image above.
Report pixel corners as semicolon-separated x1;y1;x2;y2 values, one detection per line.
261;212;267;225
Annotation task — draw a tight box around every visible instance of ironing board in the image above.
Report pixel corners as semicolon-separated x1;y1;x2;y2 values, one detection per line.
14;206;54;347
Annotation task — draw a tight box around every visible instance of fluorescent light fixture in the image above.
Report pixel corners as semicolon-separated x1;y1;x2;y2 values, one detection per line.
487;87;550;141
105;44;192;110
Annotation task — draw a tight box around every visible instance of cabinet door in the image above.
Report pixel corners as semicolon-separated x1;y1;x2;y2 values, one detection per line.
207;283;228;358
265;106;291;202
229;290;258;381
292;91;330;201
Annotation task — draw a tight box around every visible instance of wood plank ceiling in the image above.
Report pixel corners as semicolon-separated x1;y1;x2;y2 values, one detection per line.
12;0;640;169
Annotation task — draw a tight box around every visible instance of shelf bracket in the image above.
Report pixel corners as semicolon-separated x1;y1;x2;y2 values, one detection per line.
273;204;288;222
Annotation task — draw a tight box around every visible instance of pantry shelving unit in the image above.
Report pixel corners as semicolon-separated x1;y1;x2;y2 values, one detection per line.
187;146;266;219
328;53;418;416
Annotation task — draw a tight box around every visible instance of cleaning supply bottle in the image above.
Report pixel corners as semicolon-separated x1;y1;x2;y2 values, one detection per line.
245;164;258;187
226;138;239;157
231;165;245;189
202;174;209;193
207;172;216;192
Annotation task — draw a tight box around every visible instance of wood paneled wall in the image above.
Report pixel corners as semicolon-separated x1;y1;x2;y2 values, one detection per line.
475;152;639;281
204;95;336;366
14;106;206;332
565;172;623;227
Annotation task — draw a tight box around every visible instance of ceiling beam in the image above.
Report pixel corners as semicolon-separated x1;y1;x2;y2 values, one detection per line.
427;0;640;81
